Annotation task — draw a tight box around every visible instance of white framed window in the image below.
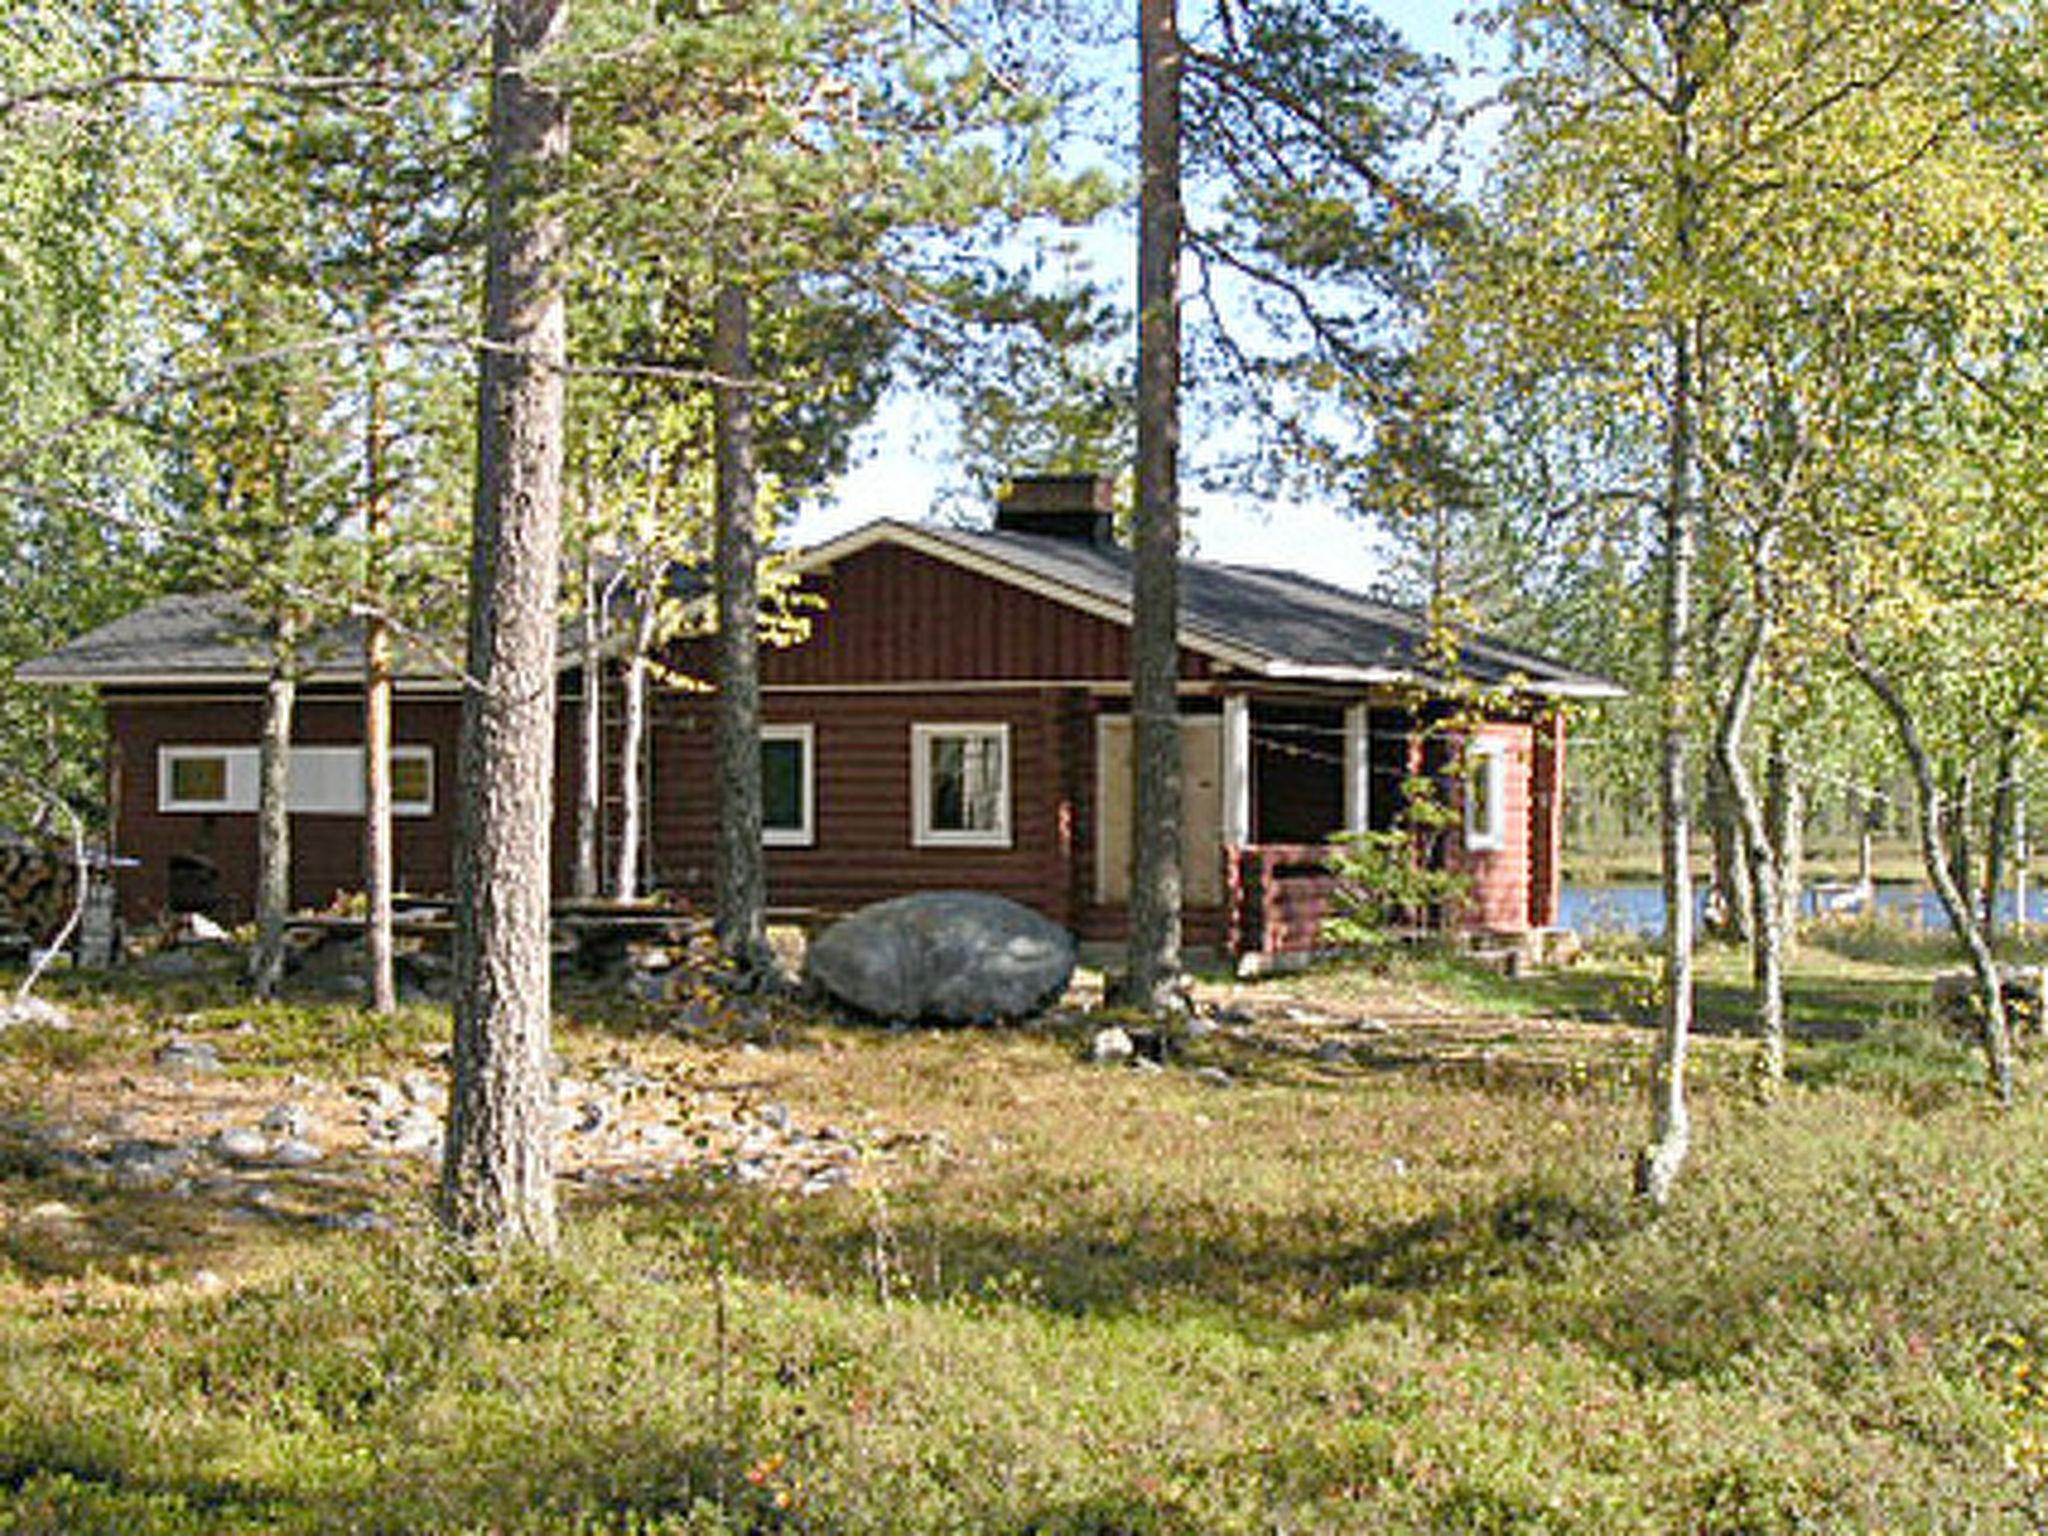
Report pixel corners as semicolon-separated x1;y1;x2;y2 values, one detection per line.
912;723;1010;848
1465;737;1509;853
387;747;435;817
158;744;434;816
160;747;257;813
760;724;815;847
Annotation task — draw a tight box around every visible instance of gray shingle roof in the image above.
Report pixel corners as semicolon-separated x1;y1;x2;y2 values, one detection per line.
22;523;1623;700
14;593;459;686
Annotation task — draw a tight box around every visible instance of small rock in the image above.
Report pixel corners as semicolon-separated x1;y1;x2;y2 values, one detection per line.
107;1140;194;1186
1191;1066;1233;1089
401;1071;442;1107
212;1127;270;1164
352;1076;406;1115
0;996;70;1031
756;1101;793;1133
271;1137;323;1168
1315;1040;1354;1065
156;1036;223;1075
381;1108;442;1158
1090;1026;1136;1065
261;1103;314;1139
600;1064;656;1096
322;1209;394;1234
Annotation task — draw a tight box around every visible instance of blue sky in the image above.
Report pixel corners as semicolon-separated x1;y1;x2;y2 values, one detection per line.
793;3;1478;595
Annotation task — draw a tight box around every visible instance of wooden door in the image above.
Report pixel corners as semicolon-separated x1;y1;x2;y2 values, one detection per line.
1095;715;1223;906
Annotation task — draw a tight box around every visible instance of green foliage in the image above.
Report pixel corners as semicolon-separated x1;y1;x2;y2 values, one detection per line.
0;952;2038;1531
1324;776;1470;950
0;3;168;828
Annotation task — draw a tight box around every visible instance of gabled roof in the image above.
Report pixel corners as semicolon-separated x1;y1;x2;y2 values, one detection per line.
13;593;464;689
22;520;1623;701
796;520;1624;699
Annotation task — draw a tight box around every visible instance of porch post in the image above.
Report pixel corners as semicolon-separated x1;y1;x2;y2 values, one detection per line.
1344;703;1371;834
1222;693;1251;845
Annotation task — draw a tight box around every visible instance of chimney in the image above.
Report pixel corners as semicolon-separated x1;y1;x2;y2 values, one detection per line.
994;472;1116;545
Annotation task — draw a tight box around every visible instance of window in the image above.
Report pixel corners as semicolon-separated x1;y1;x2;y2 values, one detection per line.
1465;737;1508;853
760;724;814;847
287;747;362;814
158;745;434;816
160;747;252;812
389;749;433;815
912;723;1010;848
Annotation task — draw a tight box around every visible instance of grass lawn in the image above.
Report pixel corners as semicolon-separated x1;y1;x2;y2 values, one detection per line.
0;933;2042;1533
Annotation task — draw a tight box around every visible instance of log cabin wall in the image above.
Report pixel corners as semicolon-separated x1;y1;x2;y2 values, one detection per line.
647;686;1091;929
1445;719;1536;934
766;543;1214;686
103;690;464;925
645;541;1223;940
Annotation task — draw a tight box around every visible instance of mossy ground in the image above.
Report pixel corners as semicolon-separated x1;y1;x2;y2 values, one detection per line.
0;934;2041;1533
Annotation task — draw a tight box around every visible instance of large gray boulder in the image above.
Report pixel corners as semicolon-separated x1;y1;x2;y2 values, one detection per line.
804;891;1076;1024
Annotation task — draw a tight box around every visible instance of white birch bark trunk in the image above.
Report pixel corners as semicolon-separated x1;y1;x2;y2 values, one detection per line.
250;644;297;1000
611;597;656;903
572;553;603;899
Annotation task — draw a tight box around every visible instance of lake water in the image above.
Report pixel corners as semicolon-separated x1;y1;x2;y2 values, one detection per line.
1558;881;2048;937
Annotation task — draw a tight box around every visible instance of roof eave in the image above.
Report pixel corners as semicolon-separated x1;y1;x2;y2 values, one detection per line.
16;665;465;691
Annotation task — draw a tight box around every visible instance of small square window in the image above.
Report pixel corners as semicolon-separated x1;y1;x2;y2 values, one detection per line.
390;748;434;817
170;754;228;806
160;747;255;812
761;725;814;847
913;724;1009;848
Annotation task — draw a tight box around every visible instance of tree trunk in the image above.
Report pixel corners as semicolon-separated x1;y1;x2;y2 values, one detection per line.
1712;614;1784;1095
612;596;656;903
363;315;397;1016
441;0;568;1249
1852;644;2013;1103
1127;0;1185;1014
712;279;772;980
1950;762;1976;928
572;549;603;899
250;641;297;1000
1764;732;1801;955
2016;778;2031;932
1703;757;1752;944
1637;17;1701;1208
1982;726;2019;945
1856;792;1875;898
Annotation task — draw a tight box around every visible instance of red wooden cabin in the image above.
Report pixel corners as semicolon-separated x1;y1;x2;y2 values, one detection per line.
20;476;1619;962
